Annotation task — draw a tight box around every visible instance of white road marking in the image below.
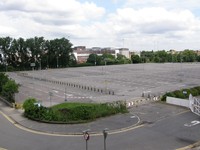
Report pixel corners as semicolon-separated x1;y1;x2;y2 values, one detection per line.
184;120;200;127
130;116;136;119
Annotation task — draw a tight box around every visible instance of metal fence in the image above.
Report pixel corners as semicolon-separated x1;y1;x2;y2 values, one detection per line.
189;94;200;116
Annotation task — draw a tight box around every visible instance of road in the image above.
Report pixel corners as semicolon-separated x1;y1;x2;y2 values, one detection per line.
0;103;200;150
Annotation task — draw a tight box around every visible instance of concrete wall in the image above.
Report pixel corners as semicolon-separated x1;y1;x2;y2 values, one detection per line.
166;96;189;108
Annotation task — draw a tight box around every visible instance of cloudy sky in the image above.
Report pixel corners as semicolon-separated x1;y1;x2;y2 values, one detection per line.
0;0;200;51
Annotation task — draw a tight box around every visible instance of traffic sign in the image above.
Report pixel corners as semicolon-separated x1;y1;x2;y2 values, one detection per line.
84;132;90;141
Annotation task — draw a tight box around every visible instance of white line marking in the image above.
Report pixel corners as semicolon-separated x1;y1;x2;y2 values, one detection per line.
184;120;200;127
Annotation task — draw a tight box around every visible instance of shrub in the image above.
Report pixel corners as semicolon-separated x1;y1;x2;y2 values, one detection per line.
191;88;199;96
173;90;186;99
161;92;176;101
23;101;128;123
161;86;200;101
194;87;200;95
1;80;19;103
23;98;37;116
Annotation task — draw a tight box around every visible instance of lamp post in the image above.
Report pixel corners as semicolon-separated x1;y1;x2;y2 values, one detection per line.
49;91;53;106
57;54;61;68
4;56;7;72
64;87;67;101
57;56;59;68
39;59;42;70
103;128;109;150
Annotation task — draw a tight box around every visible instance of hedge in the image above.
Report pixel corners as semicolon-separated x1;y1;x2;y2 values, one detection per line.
161;86;200;101
23;99;128;123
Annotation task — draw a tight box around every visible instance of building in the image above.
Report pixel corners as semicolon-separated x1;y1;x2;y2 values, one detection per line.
118;48;130;58
73;46;130;63
195;50;200;56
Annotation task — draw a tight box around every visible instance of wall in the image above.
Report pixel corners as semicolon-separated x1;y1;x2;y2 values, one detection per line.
166;96;189;108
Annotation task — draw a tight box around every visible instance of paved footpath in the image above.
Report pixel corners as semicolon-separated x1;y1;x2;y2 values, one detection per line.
0;101;139;135
1;100;200;149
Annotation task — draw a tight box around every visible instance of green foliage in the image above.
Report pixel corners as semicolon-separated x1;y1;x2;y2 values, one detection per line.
138;49;199;64
0;36;73;70
116;54;130;64
72;63;94;67
0;73;9;93
131;55;141;63
0;73;19;103
23;98;37;110
173;90;185;99
197;56;200;62
1;79;19;103
86;54;101;65
23;101;128;123
161;86;200;101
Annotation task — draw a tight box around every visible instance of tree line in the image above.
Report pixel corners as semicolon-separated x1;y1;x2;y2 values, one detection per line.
86;53;131;66
0;37;76;71
131;50;200;63
1;36;200;71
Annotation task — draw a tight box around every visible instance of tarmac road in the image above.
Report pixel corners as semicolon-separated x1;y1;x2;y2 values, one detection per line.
0;101;200;150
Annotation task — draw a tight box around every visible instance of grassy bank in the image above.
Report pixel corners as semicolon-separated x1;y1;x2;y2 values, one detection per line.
23;99;128;124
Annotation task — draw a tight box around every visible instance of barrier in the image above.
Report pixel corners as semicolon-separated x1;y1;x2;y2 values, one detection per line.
20;74;116;95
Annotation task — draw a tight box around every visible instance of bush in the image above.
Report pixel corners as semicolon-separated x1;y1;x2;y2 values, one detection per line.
1;80;19;103
173;90;186;99
23;98;37;116
23;101;128;123
194;87;200;95
161;86;200;101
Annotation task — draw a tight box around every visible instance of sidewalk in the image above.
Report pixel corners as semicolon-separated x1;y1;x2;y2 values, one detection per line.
0;101;140;135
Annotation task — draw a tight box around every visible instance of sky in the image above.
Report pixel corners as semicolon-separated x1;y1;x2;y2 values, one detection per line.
0;0;200;51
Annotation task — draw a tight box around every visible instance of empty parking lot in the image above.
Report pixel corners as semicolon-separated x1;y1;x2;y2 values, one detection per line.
8;63;200;105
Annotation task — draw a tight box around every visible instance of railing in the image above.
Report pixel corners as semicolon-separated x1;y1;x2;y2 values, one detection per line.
189;94;200;116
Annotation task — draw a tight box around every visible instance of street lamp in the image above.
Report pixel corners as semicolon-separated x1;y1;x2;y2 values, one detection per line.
57;54;61;68
64;86;67;101
57;56;58;68
49;91;53;106
39;58;42;70
83;129;90;150
103;128;109;150
4;56;8;72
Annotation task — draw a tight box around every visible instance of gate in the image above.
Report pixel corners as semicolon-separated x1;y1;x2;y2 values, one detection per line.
189;94;200;116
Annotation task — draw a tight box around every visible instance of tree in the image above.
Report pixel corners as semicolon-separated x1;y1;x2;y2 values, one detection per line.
197;55;200;62
0;73;9;93
140;51;155;62
0;37;13;68
154;50;168;63
0;37;74;70
2;80;19;103
45;38;73;68
101;53;115;65
131;55;141;63
68;53;77;66
116;54;130;64
182;50;197;62
10;38;29;70
87;54;100;65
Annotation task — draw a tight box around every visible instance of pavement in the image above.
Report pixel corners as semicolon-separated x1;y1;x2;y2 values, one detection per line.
1;100;200;149
0;100;140;135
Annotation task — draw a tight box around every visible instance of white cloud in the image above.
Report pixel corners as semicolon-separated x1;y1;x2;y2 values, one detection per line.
125;0;200;11
0;0;200;50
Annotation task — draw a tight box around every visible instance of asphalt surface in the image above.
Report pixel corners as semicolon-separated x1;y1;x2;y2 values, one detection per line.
7;63;200;105
1;100;200;150
0;100;140;135
1;63;200;150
